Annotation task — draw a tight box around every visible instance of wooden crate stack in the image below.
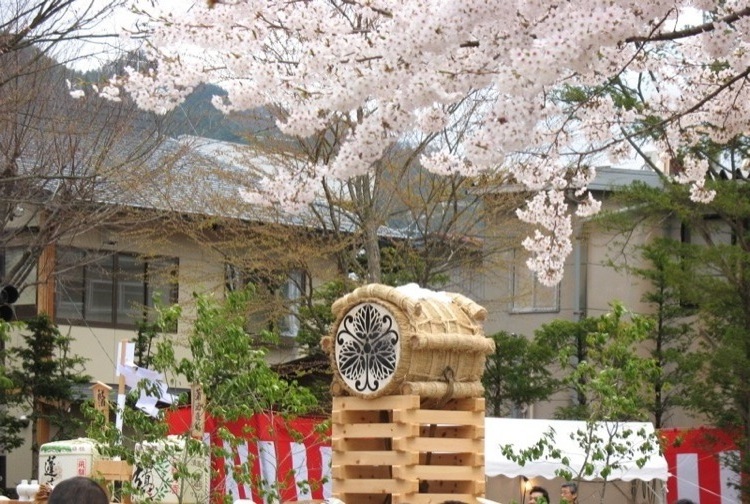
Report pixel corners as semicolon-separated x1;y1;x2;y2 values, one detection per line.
331;394;485;504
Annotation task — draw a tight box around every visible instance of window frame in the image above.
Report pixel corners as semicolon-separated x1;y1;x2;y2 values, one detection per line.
278;270;306;338
55;248;179;330
224;264;308;338
509;249;560;314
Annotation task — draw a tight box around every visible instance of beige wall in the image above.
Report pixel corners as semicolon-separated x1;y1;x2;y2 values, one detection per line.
20;226;341;383
478;196;705;428
3;222;340;488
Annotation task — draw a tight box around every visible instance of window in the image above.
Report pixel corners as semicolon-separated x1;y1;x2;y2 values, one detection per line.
279;271;305;337
681;217;733;248
55;249;178;328
225;265;307;338
453;256;485;301
680;217;736;282
510;249;559;313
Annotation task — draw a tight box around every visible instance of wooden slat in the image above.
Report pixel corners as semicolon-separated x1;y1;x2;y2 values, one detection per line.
93;460;133;480
419;479;485;494
392;493;478;504
332;437;393;451
338;493;392;503
334;450;418;466
440;397;485;412
333;477;417;494
330;394;485;502
333;395;419;412
395;436;482;452
334;422;417;438
418;424;483;439
331;409;382;424
409;408;484;425
333;465;394;479
92;460;133;504
419;452;482;466
394;464;482;480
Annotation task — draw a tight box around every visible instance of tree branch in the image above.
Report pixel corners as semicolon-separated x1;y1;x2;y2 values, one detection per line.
625;7;750;43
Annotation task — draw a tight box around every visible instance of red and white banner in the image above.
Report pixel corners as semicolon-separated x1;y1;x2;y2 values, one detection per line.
166;409;745;504
166;408;331;503
661;427;740;504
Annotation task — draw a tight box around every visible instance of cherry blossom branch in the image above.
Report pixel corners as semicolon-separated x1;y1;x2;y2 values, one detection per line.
626;6;750;43
340;0;394;18
562;65;750;164
117;0;750;285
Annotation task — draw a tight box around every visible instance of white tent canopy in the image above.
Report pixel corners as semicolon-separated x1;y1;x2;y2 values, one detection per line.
485;418;669;482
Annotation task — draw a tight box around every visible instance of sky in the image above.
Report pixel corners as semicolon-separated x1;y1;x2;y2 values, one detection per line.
56;2;136;71
61;0;194;72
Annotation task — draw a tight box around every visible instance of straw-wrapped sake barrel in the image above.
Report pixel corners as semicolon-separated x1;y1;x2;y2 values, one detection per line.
321;283;495;400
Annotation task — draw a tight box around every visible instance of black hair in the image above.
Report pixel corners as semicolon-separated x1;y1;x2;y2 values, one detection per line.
530;485;550;503
562;481;578;494
48;477;109;504
673;500;697;504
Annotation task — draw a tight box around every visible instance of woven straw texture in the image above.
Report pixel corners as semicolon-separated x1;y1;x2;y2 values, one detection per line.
322;284;494;400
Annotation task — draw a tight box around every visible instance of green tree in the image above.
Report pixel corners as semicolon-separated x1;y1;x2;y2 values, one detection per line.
502;304;659;504
88;288;318;504
608;177;750;500
164;289;316;418
6;314;90;478
133;301;182;369
532;317;595;418
482;330;558;418
608;237;702;428
532;303;657;421
0;321;28;457
552;53;750;500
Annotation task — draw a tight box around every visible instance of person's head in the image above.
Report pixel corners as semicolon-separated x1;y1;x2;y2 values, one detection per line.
673;500;697;504
561;482;578;503
529;485;550;504
48;477;108;504
33;482;53;504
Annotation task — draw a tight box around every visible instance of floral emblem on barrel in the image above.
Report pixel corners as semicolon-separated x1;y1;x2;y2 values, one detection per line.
335;302;400;395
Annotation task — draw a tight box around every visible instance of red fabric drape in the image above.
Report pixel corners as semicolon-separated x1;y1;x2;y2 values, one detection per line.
166;407;330;503
661;427;739;504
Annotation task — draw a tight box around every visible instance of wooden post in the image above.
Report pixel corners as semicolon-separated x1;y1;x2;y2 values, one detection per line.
90;381;112;422
36;409;50;447
35;398;71;449
115;340;129;434
191;383;205;438
93;459;133;504
36;244;56;316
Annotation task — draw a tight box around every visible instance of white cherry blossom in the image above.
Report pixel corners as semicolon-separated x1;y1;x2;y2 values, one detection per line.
119;0;750;284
